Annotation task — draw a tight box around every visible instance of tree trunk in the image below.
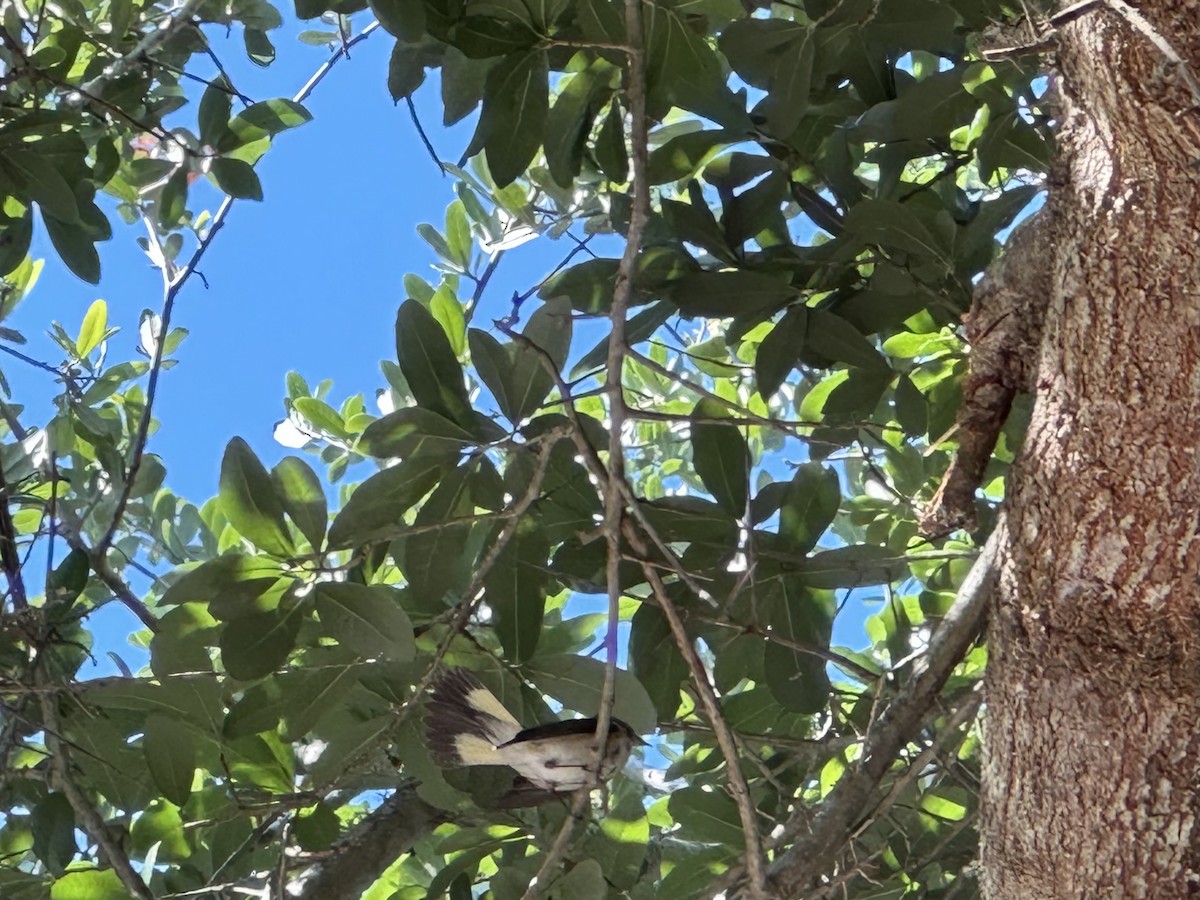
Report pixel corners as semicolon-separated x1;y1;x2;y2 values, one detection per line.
981;4;1200;897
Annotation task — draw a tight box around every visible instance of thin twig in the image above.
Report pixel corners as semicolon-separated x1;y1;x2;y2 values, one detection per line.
97;20;382;553
0;455;27;610
79;0;208;96
405;96;446;174
37;668;154;900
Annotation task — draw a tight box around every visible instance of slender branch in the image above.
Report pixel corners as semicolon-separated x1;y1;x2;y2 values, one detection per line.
292;785;449;900
760;519;1002;898
405;96;446;174
79;0;207;96
518;5;651;894
0;455;27;610
97;21;382;553
640;559;772;897
37;669;154;900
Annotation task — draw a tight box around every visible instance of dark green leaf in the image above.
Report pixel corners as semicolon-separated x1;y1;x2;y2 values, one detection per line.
805;309;889;371
755;305;807;399
371;0;425;40
398;463;476;604
31;793;75;875
762;576;831;713
544;62;607;188
4;151;79;223
668;270;791;319
359;406;477;458
690;398;748;517
143;712;197;806
646;129;736;185
594;99;628;183
668;787;743;845
219;606;302;681
479;50;548;187
801;544;908;588
396;299;473;427
508;298;572;423
762;30;813;137
220;437;294;557
315;582;415;661
778;463;840;554
198;77;233;147
572;300;672;377
629;604;688;720
894;374;928;436
538;257;619;313
211;157;263;200
485;519;549;662
327;453;450;547
42;211;100;284
271;456;327;549
524;654;657;735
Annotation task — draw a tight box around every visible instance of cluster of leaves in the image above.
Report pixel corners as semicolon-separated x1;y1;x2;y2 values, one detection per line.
0;0;1053;895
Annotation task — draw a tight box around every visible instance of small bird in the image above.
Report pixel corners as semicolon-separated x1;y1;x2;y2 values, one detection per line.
426;668;644;807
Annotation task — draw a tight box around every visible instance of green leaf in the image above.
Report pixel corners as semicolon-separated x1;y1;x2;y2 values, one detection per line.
315;582;415;661
219;606;302;680
225;666;359;740
74;299;106;357
538;257;620;313
778;463;840;554
218;98;312;152
842;199;953;267
50;869;128;900
762;576;831;713
977;110;1053;181
144;712;197;806
762;29;813;137
894;374;928;436
668;787;743;845
358;407;477;459
573;300;672;377
42;212;100;284
370;0;425;40
211;157;264;200
549;859;606;899
805;309;889;371
398;463;476;604
220;437;294;557
544;62;608;188
198;77;233;147
801;544;908;588
690;398;748;517
478;50;549;187
523;654;657;735
594;99;629;183
159;554;283;607
485;519;549;663
629;604;688;720
271;456;327;549
31;793;75;875
646;129;736;185
395;299;473;427
327;453;450;548
293;397;349;438
755;305;806;399
667;270;791;319
4;151;79;223
507;298;572;423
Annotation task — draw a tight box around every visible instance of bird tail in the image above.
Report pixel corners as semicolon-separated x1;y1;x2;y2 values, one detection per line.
426;668;522;767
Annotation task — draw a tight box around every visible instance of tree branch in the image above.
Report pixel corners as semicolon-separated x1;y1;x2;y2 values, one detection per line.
97;21;382;553
760;519;1002;898
292;785;449;900
37;668;154;900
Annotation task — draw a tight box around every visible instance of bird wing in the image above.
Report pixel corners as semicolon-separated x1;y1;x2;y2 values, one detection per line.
426;668;523;767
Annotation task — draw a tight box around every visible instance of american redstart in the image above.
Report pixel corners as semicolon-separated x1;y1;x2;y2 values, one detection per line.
426;668;644;807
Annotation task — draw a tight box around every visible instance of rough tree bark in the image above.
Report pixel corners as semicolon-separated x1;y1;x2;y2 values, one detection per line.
981;3;1200;897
